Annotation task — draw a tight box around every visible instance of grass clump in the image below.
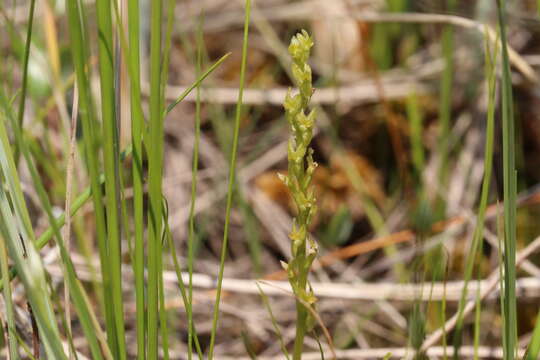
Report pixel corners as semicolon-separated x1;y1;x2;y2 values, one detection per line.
278;30;318;360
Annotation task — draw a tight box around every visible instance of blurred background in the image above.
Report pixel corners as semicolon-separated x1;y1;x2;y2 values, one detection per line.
4;0;540;358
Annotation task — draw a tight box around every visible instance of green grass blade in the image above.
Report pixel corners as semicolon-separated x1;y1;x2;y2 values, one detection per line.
158;240;170;360
0;116;67;360
160;0;177;111
165;53;231;115
0;51;226;290
186;13;205;360
1;84;108;359
496;1;518;359
526;311;540;360
0;223;19;359
207;1;251;359
451;26;498;358
164;215;204;359
0;147;125;295
127;0;146;357
156;1;178;355
0;9;34;357
473;271;482;360
15;0;35;132
14;330;36;360
65;0;117;352
147;0;164;357
95;0;126;355
256;283;290;360
526;6;540;360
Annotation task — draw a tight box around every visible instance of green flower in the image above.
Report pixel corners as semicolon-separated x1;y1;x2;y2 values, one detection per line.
279;32;318;348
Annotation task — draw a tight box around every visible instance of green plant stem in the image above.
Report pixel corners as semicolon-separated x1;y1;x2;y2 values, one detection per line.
451;27;498;358
95;0;126;355
0;226;19;359
280;29;318;360
108;20;229;357
496;1;517;359
65;0;117;353
0;50;227;291
2;1;36;357
147;0;164;357
126;0;145;357
158;228;170;360
15;0;35;132
293;276;309;360
155;1;177;353
165;217;204;359
2;81;108;358
186;13;205;360
207;1;251;359
165;53;231;115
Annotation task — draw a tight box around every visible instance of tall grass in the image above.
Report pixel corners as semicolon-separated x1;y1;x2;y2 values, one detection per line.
14;0;35;151
496;1;518;359
65;0;117;357
451;25;498;359
207;1;252;358
96;0;126;356
187;13;205;360
523;5;540;359
0;0;239;357
0;97;67;359
127;0;146;357
526;10;540;360
0;176;18;359
146;0;165;357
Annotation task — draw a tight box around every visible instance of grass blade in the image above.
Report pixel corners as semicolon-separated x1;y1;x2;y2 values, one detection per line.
1;81;109;359
147;0;164;357
127;0;146;357
186;13;205;360
0;219;19;359
15;0;35;132
65;0;117;352
165;214;204;359
95;0;126;355
165;53;231;115
207;1;251;359
451;25;498;358
0;111;67;360
496;1;518;358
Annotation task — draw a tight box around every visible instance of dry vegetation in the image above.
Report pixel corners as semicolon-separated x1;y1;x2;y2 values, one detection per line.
2;0;540;359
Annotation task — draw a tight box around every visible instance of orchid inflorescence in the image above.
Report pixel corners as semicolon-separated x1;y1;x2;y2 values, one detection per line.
278;30;318;333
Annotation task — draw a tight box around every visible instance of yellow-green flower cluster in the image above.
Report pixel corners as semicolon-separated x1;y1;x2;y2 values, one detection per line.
279;30;318;309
